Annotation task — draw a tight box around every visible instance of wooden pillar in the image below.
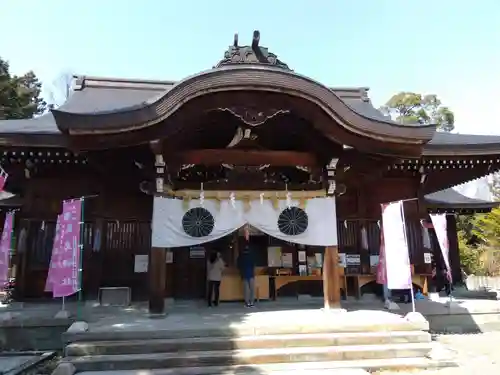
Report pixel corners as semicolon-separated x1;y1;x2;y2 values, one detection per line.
323;246;341;309
149;247;167;314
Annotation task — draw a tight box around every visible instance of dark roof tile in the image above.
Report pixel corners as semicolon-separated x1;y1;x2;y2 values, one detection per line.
0;113;60;134
424;187;498;209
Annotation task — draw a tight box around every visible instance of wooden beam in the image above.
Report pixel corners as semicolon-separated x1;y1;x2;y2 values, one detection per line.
174;149;318;167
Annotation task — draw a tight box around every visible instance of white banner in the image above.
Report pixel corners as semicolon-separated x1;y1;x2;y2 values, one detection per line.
152;197;338;248
430;214;452;281
381;201;412;290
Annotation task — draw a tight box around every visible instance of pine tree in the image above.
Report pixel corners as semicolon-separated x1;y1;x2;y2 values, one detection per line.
0;57;46;120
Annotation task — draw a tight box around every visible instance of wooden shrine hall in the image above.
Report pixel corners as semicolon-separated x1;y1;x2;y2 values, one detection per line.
0;31;499;314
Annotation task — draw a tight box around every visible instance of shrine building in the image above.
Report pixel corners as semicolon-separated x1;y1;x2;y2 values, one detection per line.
0;31;499;313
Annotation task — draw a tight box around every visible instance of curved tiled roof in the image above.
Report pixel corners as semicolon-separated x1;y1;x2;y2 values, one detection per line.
50;67;435;149
0;74;500;154
0;75;396;134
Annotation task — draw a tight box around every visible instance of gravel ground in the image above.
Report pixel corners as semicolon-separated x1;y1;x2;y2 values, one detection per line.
378;332;500;374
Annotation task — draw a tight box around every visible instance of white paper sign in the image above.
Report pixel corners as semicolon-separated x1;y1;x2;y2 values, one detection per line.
282;253;293;268
189;247;205;258
424;252;432;264
298;251;306;263
346;254;361;266
267;246;282;267
166;250;173;264
134;255;148;273
338;253;346;268
299;265;307;276
315;253;323;267
370;255;380;267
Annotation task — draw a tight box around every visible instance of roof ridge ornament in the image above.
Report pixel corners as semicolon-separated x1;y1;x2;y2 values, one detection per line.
215;30;291;71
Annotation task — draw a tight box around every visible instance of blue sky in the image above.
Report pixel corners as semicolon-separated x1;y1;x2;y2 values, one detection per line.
1;1;499;134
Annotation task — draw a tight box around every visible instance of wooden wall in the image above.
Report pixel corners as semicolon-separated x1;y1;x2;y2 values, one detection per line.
335;175;432;277
13;168;437;300
15;171;153;300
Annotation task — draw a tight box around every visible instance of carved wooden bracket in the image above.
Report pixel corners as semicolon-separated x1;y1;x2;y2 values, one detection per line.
219;107;290;127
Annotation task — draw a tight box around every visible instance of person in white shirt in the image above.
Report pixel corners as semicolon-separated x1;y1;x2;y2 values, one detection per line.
207;252;225;307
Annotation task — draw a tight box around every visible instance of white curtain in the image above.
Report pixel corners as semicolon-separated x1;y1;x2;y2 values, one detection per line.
152;199;246;248
152;197;338;248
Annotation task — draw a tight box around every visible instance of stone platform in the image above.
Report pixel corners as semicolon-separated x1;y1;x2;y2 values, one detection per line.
2;296;500;351
57;308;456;374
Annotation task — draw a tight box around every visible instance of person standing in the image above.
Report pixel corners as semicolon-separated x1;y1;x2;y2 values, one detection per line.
237;244;255;307
207;252;225;307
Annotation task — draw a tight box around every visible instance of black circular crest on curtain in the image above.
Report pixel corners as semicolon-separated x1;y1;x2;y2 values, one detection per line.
278;207;308;236
182;207;215;237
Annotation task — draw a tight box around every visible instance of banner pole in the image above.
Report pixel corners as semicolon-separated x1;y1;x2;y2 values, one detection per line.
8;211;15;303
399;201;416;313
387;197;419;205
409;282;416;313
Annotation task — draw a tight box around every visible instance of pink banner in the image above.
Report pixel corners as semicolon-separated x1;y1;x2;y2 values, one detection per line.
51;200;82;298
430;214;452;282
381;202;412;290
0;212;14;287
45;215;62;292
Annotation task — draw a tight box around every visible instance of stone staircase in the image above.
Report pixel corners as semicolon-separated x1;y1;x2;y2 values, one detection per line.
58;310;456;374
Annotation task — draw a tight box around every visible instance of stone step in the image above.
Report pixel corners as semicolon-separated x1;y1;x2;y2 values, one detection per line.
66;331;431;356
64;319;428;344
78;368;370;375
72;356;456;375
66;342;433;371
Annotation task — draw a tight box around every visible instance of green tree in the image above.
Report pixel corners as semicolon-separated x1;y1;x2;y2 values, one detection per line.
380;92;455;132
0;57;46;120
458;231;484;275
472;177;500;247
456;176;500;275
456;214;477;244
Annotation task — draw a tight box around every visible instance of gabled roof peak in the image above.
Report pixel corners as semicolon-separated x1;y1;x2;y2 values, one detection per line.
215;30;291;70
